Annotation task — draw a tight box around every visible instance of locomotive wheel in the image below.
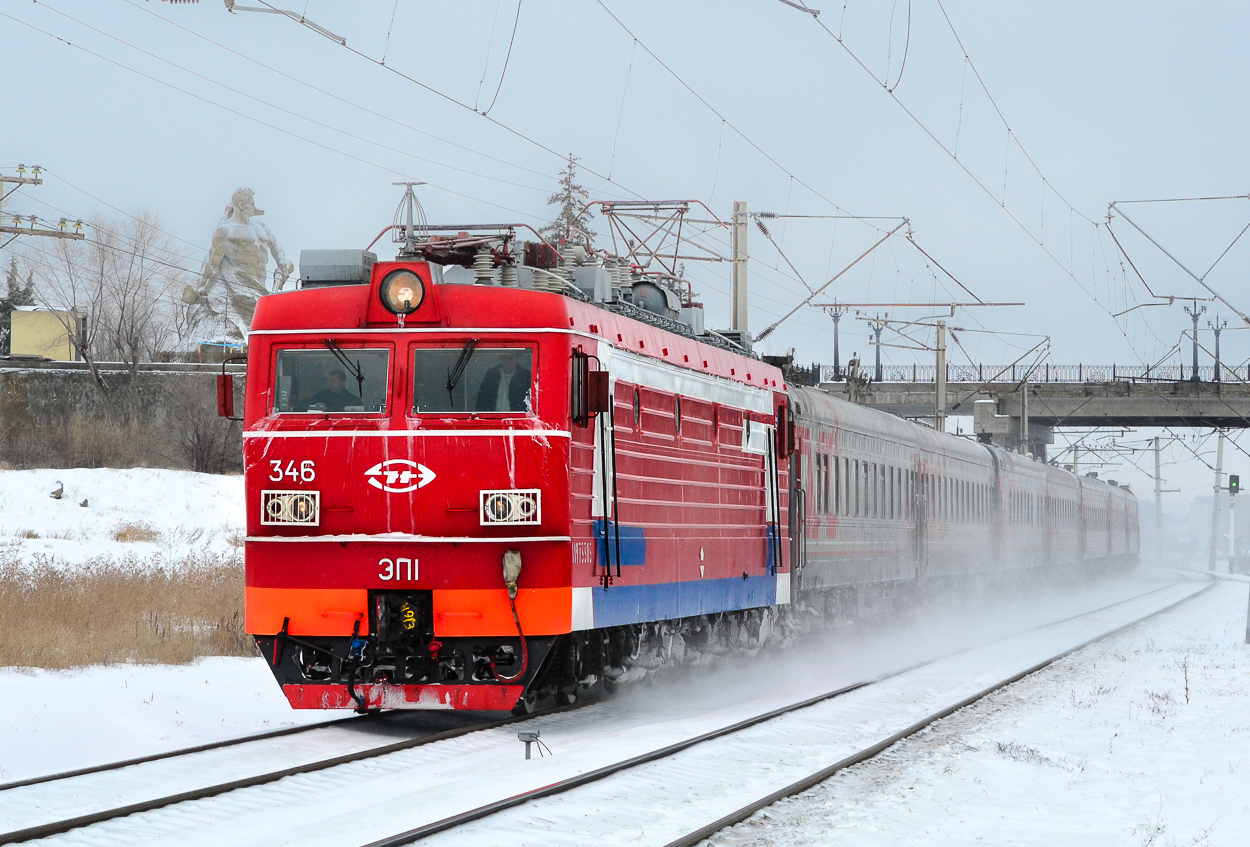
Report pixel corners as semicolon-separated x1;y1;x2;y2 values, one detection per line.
512;690;539;715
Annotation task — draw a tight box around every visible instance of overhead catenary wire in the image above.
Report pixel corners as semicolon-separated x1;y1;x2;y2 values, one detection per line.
482;1;522;116
33;1;553;197
593;0;887;228
122;0;562;187
1;9;545;224
249;0;644;202
775;0;1163;368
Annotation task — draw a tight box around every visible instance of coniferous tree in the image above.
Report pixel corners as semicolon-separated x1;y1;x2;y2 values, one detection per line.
540;154;595;247
6;256;35;306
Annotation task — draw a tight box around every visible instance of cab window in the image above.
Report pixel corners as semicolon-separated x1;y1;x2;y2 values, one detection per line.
412;344;534;414
273;348;390;414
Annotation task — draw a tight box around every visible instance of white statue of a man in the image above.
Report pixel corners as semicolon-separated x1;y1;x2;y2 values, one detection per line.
185;187;293;340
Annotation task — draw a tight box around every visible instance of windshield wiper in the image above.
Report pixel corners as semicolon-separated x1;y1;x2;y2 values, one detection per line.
323;339;365;399
445;338;479;405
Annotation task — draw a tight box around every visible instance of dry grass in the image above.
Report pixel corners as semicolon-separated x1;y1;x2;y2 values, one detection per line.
110;521;162;544
0;552;255;669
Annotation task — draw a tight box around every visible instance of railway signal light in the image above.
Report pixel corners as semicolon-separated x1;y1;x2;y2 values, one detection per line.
1231;474;1240;495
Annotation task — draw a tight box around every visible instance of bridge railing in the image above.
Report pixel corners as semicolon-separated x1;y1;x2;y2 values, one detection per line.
818;363;1231;384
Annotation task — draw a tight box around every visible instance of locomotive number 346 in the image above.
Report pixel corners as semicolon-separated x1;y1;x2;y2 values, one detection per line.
269;460;316;483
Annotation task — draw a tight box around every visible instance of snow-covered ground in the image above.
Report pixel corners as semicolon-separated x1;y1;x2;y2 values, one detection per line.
1;571;1234;847
0;658;334;785
709;574;1250;847
3;467;1247;844
0;468;244;566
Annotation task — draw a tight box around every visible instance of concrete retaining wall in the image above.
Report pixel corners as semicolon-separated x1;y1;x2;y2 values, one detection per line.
0;363;244;472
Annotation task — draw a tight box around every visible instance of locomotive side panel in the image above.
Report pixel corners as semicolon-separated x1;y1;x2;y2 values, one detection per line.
567;338;790;629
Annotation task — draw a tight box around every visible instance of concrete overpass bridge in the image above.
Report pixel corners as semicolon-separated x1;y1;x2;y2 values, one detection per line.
782;362;1250;461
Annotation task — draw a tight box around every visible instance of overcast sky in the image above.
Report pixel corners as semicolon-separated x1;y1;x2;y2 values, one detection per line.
4;0;1250;519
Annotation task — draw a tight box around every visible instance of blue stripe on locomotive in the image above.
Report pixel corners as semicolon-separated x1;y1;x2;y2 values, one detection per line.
589;520;781;627
593;520;647;566
591;573;778;629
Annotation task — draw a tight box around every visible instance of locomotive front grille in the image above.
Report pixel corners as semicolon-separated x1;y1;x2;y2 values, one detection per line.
480;489;541;525
261;490;321;526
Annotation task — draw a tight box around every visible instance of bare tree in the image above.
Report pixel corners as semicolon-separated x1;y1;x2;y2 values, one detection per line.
24;211;192;392
27;228;110;391
94;212;187;376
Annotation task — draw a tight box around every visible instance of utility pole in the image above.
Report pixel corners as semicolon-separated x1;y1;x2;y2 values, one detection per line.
1020;382;1030;455
0;165;85;254
1209;429;1224;571
826;304;846;380
867;314;886;382
1154;436;1163;560
934;320;947;432
1209;315;1227;383
731;201;748;334
1229;473;1237;562
1185;303;1206;382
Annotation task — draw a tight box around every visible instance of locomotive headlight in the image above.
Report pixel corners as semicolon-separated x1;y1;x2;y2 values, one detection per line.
379;268;426;315
261;490;321;526
480;489;541;525
485;492;514;522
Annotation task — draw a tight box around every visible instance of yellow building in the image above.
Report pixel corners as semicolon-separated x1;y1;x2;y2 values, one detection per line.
10;307;83;361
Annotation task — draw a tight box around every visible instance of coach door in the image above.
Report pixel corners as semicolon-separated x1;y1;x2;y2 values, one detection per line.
788;437;807;587
764;422;782;576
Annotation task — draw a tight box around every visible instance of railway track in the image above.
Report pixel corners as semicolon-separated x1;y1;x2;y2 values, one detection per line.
364;576;1212;847
0;705;584;844
0;576;1205;846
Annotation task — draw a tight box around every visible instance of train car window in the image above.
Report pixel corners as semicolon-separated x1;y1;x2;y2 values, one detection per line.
852;460;860;516
411;344;534;414
824;454;832;516
811;452;819;514
273;347;390;414
815;452;824;515
839;458;847;515
831;454;839;516
888;468;895;520
674;396;682;436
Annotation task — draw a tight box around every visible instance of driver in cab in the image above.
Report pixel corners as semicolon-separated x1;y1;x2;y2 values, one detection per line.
309;370;360;412
475;350;530;412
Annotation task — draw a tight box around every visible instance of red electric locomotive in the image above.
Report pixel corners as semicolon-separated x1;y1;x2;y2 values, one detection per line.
235;232;791;713
230;203;1137;715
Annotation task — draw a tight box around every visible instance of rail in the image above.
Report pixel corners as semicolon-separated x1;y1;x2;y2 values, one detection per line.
816;363;1237;385
0;705;583;844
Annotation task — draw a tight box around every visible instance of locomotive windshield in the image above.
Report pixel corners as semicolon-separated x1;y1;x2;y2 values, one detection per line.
273;347;390;414
412;344;533;414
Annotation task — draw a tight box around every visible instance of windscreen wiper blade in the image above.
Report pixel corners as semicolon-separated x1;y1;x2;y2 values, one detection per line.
324;339;365;399
445;338;479;404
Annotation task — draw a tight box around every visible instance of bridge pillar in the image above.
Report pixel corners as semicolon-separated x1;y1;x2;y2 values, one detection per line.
973;399;1054;460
